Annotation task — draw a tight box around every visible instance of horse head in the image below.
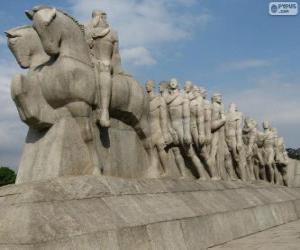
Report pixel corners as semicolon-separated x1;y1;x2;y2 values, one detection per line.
6;25;50;70
26;6;61;57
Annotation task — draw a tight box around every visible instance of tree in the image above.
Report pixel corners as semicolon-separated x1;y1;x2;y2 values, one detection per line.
0;167;16;187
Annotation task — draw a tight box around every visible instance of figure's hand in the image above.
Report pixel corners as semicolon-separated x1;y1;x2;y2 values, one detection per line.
199;135;205;146
246;148;252;159
164;133;173;146
184;134;192;145
169;128;179;145
237;143;243;152
205;135;212;145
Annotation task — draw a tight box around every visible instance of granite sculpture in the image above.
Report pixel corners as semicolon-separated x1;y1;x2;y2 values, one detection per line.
6;5;290;186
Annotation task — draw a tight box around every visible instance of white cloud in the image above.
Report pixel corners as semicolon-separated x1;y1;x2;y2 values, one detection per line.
121;46;156;66
0;35;6;46
69;0;210;66
224;73;300;147
219;59;272;72
0;59;27;169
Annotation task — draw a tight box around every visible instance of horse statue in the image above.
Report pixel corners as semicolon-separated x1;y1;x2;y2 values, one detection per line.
22;6;155;179
6;24;101;184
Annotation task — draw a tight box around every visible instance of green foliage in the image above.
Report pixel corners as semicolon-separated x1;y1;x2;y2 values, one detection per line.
0;167;16;187
287;148;300;161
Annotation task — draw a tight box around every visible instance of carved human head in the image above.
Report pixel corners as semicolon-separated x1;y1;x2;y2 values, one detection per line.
250;118;257;128
199;87;207;99
92;10;109;28
263;121;270;130
184;81;193;93
271;127;278;137
169;78;179;90
212;93;222;104
159;81;169;93
145;80;155;92
229;103;237;112
192;86;201;98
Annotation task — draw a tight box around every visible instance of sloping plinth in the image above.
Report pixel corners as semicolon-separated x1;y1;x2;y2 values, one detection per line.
0;176;299;250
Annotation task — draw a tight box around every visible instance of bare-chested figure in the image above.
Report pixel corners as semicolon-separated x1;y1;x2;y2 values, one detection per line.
199;87;212;160
165;78;209;179
145;80;172;176
271;128;289;185
243;118;260;180
274;133;289;186
85;10;123;127
189;87;206;151
261;121;276;183
225;103;247;180
209;93;227;180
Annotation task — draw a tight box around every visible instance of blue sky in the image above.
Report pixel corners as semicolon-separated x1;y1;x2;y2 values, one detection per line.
0;0;299;169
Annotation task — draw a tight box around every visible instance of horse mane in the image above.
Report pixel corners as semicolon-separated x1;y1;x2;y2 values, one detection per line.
32;5;85;35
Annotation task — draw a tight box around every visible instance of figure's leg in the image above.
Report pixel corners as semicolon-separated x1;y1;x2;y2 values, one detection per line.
208;133;220;180
186;145;209;180
190;125;199;150
224;142;237;181
274;164;282;185
253;160;260;180
66;101;101;175
265;150;275;184
157;142;171;176
172;147;189;178
97;70;112;127
281;165;288;186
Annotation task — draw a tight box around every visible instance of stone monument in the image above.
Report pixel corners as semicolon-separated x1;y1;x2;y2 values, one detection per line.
1;4;299;250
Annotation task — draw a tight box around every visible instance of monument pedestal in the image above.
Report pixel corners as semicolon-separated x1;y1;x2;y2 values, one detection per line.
0;176;299;249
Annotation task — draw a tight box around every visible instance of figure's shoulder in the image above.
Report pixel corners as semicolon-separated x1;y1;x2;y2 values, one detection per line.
110;29;119;41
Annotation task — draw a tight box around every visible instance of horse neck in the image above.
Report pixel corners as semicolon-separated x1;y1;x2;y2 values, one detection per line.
29;48;49;70
59;27;92;66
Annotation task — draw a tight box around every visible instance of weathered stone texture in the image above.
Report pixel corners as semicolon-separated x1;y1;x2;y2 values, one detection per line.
0;176;299;249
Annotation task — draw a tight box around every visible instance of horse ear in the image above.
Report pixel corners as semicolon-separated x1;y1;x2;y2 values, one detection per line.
25;10;34;20
44;8;57;26
4;31;11;38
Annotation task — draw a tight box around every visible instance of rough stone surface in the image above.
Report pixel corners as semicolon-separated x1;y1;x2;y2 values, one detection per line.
0;176;299;249
210;219;300;250
288;158;300;187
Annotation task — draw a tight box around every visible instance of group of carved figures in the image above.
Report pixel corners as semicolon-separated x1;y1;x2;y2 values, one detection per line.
5;6;289;185
145;80;289;185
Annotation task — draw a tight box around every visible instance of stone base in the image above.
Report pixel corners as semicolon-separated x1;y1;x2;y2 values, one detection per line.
0;176;299;249
288;158;300;187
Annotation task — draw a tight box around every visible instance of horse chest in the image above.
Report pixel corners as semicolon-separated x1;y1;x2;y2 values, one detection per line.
38;60;95;108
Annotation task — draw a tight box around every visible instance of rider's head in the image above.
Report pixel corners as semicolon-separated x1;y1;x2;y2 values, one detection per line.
92;10;109;28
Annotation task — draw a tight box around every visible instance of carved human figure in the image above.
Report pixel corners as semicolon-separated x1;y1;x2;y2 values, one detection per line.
165;78;209;179
225;103;247;180
199;87;212;160
271;128;288;185
85;10;123;127
188;86;205;150
243;118;260;180
209;93;227;180
145;80;173;176
261;121;276;183
274;134;289;186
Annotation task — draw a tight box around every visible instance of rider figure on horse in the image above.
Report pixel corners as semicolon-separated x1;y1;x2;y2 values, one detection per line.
85;10;124;127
